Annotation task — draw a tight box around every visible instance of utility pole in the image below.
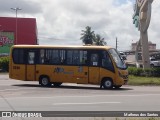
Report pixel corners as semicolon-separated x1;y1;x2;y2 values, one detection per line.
11;7;22;45
116;37;118;50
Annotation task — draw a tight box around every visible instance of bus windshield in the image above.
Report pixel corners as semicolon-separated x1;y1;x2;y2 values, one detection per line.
108;49;127;69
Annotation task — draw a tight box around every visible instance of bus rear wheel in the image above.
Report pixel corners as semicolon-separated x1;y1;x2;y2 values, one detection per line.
53;82;62;87
39;76;51;87
102;79;113;89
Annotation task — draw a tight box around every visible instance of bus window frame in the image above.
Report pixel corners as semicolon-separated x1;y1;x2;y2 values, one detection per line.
88;50;101;67
12;48;116;73
108;48;127;70
25;48;41;65
66;49;88;66
12;48;26;64
100;50;115;73
37;48;66;65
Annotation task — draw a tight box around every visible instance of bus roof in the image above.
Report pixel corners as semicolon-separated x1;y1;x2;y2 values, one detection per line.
12;45;113;50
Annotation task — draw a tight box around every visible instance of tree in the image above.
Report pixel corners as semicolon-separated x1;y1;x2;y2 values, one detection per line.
80;26;95;45
94;34;107;46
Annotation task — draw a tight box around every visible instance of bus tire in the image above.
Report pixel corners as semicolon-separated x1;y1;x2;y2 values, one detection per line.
53;82;62;87
39;76;51;87
102;78;113;89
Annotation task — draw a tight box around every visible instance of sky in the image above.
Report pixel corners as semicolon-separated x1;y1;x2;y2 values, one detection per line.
0;0;160;51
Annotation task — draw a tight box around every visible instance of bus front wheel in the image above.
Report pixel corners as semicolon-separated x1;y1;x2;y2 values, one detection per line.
102;79;113;89
39;76;51;87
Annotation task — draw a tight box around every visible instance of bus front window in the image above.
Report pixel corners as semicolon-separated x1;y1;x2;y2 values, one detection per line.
108;49;127;69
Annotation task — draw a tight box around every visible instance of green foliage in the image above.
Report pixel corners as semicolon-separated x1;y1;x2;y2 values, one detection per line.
80;26;107;46
94;34;107;46
80;26;95;45
0;57;9;72
128;67;160;77
150;68;160;77
128;67;143;76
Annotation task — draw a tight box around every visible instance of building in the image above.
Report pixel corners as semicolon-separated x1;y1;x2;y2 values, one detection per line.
124;41;159;61
131;41;156;51
0;17;38;56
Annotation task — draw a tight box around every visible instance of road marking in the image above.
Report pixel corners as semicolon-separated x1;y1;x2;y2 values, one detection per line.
0;88;36;92
52;102;121;106
0;94;160;99
16;94;160;98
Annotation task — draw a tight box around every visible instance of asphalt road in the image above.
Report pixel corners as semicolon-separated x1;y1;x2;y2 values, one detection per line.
0;74;160;111
0;74;160;118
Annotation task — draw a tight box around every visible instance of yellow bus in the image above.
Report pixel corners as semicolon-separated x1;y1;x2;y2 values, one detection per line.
9;45;128;89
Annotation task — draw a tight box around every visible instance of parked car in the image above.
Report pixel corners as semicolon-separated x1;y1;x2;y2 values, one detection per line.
119;51;127;60
150;57;160;68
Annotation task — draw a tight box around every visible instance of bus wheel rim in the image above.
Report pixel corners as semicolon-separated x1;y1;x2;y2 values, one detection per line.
104;80;112;87
42;78;48;85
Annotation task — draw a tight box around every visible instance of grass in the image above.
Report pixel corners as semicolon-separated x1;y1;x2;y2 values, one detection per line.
128;75;160;86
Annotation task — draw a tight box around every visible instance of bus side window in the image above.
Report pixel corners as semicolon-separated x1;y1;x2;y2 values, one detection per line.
102;51;114;72
90;54;99;66
80;51;87;65
40;49;45;64
60;50;66;64
13;49;25;64
28;52;35;64
66;50;87;65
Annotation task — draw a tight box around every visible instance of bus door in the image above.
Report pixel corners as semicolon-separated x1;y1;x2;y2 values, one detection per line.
66;50;88;83
26;50;37;81
88;51;100;84
73;66;88;84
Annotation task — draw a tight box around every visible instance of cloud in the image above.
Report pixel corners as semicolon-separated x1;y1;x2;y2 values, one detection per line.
149;0;160;49
0;0;42;16
37;0;135;49
0;0;159;51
